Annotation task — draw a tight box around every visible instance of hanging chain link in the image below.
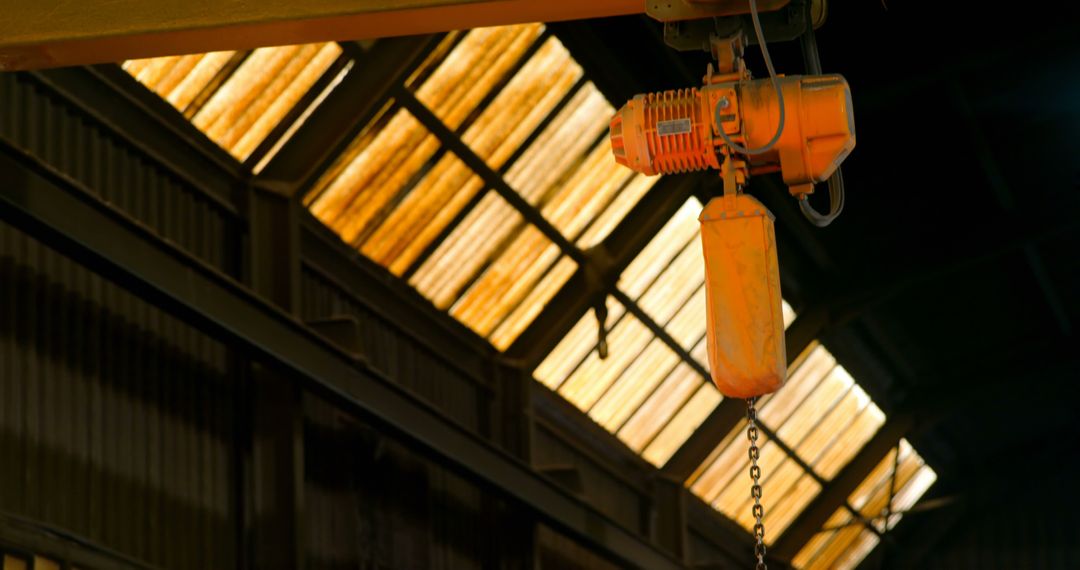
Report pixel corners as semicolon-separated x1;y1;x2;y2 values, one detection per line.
747;397;767;570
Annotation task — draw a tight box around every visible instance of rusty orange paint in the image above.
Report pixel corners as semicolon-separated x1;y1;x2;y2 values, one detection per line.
610;70;855;397
610;74;855;198
698;193;786;398
0;0;642;70
647;0;791;22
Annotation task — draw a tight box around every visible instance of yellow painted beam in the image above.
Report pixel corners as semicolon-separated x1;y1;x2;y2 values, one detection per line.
0;0;642;70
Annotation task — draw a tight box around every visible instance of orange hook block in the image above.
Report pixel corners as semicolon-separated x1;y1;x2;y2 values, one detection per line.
698;193;786;398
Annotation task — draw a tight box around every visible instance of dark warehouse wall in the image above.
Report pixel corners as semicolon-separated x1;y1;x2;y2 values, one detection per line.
0;67;518;569
0;217;535;569
0;214;635;570
917;473;1080;570
1;66;734;570
857;465;1080;570
0;220;241;569
303;396;534;570
0;70;238;275
1;68;245;568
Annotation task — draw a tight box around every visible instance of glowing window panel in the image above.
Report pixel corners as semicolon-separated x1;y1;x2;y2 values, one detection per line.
558;306;657;411
462;36;584;172
300;26;660;351
535;297;626;389
360;151;485;275
124;43;343;161
308;106;442;245
490;256;579;350
691;422;823;544
619;199;702;300
3;555;27;570
588;338;683;430
792;440;936;569
534;296;719;467
414;24;545;131
123;52;237;112
449;228;573;341
618;361;704;452
664;285;708;349
642;382;722;466
410;192;522;307
635;234;705;328
503;84;610;202
687;342;889;542
576;172;657;247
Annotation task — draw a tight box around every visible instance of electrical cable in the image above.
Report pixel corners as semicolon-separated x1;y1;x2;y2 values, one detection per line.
714;0;785;155
799;167;845;226
796;0;845;227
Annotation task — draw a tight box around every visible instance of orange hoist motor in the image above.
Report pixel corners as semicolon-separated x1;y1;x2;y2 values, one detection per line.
609;36;855;399
610;74;854;193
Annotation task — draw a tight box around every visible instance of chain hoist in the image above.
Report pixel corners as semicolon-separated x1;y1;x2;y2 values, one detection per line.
747;397;767;570
608;1;855;568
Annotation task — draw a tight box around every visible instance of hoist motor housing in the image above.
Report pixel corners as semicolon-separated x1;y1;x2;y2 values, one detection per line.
609;74;854;199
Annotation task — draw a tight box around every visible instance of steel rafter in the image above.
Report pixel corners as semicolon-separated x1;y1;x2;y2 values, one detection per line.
0;145;686;570
256;35;445;197
0;0;643;70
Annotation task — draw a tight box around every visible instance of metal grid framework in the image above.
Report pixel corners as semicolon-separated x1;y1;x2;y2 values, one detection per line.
536;198;798;468
120;23;937;566
124;43;349;170
793;440;937;570
688;344;886;539
302;25;658;350
534;191;933;565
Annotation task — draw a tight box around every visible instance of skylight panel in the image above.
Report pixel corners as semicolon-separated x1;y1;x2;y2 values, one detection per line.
792;440;936;569
125;43;343;161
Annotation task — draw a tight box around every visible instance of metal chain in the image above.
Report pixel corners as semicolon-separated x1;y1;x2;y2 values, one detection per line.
747;397;767;570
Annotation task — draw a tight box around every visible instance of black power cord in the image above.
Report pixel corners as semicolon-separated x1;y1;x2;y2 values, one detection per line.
797;0;846;227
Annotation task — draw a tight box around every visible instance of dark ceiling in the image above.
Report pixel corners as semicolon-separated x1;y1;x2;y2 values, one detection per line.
552;0;1080;556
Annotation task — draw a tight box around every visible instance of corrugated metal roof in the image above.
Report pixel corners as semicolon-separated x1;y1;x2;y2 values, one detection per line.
537;193;932;553
793;440;936;569
303;24;658;350
124;43;345;166
687;344;888;541
120;22;659;367
536;198;747;466
121;24;935;565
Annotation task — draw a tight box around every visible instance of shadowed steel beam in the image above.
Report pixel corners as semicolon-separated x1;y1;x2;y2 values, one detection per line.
504;174;701;369
885;437;1080;568
0;147;685;570
257;35;442;197
241;53;353;173
395;86;585;263
400;80;717;389
0;0;643;70
27;65;243;211
771;416;913;562
947;80;1073;336
401;76;588;281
